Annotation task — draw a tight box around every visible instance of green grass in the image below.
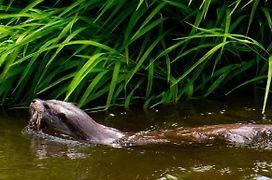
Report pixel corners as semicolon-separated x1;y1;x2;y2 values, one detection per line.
0;0;271;111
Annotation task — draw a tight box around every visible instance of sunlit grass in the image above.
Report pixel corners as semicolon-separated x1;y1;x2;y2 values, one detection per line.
0;0;271;111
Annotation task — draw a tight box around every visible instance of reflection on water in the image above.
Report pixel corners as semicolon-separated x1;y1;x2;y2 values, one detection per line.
1;97;272;179
30;136;89;160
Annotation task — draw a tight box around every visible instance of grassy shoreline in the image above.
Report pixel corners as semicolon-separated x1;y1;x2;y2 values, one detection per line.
0;0;271;111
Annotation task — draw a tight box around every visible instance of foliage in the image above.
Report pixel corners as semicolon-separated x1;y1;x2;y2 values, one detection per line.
0;0;271;111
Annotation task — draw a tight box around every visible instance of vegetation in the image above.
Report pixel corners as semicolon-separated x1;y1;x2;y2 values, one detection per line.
0;0;271;111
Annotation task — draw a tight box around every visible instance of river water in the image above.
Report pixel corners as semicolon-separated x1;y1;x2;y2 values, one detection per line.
1;97;272;179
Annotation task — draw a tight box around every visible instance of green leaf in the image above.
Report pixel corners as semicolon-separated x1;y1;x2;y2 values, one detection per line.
171;41;229;87
106;61;121;109
262;56;272;114
65;53;105;100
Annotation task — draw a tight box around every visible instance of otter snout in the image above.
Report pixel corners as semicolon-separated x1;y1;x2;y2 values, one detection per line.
31;99;37;103
30;99;47;112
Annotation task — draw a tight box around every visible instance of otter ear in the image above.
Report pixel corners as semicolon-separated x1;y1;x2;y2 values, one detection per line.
69;102;78;107
58;113;67;122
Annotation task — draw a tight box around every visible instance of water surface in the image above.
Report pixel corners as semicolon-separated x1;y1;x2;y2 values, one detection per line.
1;97;272;179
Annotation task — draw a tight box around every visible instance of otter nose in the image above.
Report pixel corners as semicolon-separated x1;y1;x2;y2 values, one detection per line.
31;99;41;104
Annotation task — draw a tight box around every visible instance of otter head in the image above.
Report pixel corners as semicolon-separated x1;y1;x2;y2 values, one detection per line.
29;99;125;144
29;99;85;139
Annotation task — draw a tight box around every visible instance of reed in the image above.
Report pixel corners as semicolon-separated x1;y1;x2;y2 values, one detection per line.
0;0;271;111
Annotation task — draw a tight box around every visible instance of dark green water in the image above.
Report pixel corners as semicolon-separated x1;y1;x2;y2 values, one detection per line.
1;97;272;179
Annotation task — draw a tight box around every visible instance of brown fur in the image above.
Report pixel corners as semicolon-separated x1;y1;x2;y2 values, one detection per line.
29;99;272;147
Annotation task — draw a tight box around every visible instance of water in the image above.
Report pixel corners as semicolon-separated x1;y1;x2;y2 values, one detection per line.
1;97;272;179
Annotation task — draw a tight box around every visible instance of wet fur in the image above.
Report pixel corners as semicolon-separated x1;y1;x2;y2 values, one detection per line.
29;99;272;147
29;99;125;145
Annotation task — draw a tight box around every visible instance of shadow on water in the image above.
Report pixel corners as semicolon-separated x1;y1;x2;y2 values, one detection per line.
1;96;272;179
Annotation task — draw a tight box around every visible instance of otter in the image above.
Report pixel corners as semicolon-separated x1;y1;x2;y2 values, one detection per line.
28;99;272;147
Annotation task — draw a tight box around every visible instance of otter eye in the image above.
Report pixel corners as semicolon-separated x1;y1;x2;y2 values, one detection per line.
44;104;50;110
58;113;67;122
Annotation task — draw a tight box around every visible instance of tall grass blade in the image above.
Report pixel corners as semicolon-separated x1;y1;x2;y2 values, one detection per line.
78;71;109;107
106;61;121;110
262;56;272;114
226;76;267;96
171;41;229;87
247;0;260;34
65;53;105;101
125;33;165;87
146;60;154;98
125;79;144;109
